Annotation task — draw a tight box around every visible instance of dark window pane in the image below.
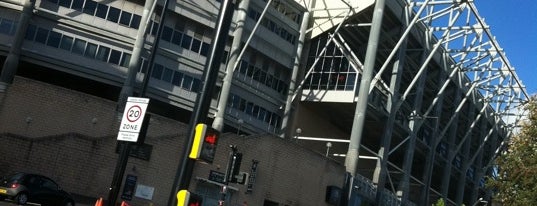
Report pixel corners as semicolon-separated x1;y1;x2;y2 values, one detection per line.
46;30;62;48
172;72;183;86
181;35;192;49
151;64;163;79
200;42;210;56
130;14;141;29
84;42;97;58
58;0;71;8
0;19;13;35
47;0;59;4
109;49;122;65
95;3;108;19
171;31;182;45
25;24;37;40
119;11;132;26
162;68;173;82
161;26;173;42
182;75;193;90
59;35;73;51
72;38;86;55
151;22;159;35
83;0;97;15
107;7;120;23
71;0;83;11
35;28;49;44
191;38;201;53
120;53;131;67
192;79;201;92
96;46;110;61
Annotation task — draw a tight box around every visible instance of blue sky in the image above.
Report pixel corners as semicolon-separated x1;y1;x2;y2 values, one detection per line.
473;1;537;95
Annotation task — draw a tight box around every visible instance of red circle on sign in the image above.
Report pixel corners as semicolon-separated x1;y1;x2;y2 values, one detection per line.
126;105;143;122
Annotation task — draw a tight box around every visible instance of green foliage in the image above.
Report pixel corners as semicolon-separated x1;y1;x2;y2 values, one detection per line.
486;97;537;205
433;198;445;206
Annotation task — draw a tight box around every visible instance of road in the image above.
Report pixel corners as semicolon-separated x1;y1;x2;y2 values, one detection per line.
0;200;94;206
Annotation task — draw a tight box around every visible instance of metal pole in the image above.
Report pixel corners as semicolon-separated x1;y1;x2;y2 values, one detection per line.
167;0;235;205
344;0;386;176
108;0;156;205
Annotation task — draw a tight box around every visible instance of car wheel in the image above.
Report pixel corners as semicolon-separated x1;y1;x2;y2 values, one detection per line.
15;193;28;205
64;201;74;206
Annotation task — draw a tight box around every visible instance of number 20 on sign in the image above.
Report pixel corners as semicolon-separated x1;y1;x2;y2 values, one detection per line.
117;97;150;142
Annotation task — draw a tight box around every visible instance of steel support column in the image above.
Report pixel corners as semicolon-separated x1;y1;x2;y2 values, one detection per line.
345;0;385;177
372;21;408;203
455;103;475;205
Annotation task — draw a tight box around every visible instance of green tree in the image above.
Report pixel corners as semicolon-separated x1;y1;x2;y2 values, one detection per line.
433;198;445;206
487;98;537;205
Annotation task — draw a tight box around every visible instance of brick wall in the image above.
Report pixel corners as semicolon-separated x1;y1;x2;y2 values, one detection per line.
0;77;346;206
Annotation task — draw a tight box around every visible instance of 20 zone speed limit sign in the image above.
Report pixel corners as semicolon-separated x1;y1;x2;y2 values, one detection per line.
117;97;150;142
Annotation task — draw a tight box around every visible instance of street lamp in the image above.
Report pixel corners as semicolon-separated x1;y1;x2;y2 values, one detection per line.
294;128;302;141
237;119;244;135
471;197;487;206
325;142;332;157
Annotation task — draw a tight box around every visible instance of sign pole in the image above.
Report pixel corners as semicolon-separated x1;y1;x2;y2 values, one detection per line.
109;97;150;206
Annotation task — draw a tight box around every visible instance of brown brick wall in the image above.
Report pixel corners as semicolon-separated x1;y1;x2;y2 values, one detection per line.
0;76;346;206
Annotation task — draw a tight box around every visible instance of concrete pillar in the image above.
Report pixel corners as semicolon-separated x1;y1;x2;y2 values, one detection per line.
280;3;311;138
0;0;36;92
117;0;155;109
212;0;251;131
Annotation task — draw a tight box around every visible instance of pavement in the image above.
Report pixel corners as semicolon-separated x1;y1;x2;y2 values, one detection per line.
71;193;100;206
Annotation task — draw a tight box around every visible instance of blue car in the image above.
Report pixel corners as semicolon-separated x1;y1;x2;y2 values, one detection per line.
0;172;75;206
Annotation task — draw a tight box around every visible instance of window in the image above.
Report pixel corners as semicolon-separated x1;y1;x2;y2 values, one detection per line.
25;24;37;40
84;42;98;58
71;0;84;11
59;35;73;51
119;11;132;26
35;28;49;44
0;19;14;35
182;75;193;90
72;38;86;55
130;14;141;29
181;35;192;49
151;64;163;79
162;68;173;82
109;49;122;65
95;3;108;19
200;42;210;56
58;0;71;8
192;79;201;92
120;53;131;67
171;31;182;45
95;46;110;61
191;38;201;53
107;7;121;23
83;0;97;15
46;30;62;48
161;26;173;42
172;72;183;86
40;178;58;190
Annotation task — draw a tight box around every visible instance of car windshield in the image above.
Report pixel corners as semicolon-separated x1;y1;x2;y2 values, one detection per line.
3;173;25;183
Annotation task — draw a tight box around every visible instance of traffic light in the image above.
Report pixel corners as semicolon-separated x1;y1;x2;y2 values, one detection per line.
227;152;242;183
189;123;220;163
177;190;203;206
